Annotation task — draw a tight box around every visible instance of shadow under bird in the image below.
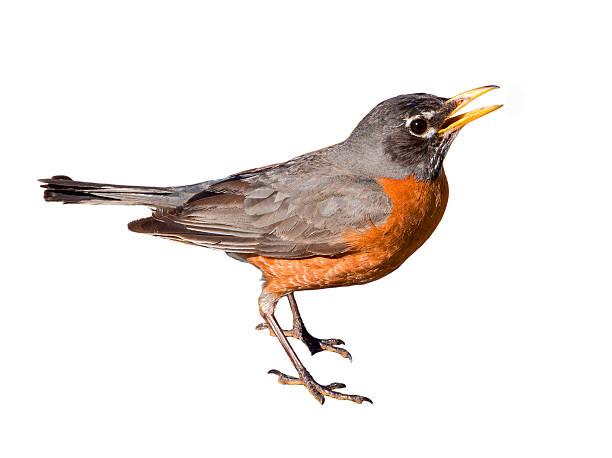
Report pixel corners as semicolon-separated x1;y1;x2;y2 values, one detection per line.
40;86;502;404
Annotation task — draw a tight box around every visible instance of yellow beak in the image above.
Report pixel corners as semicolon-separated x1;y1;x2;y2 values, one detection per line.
438;85;502;133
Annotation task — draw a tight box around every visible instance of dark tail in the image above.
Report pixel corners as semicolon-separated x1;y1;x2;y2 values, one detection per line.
39;175;183;207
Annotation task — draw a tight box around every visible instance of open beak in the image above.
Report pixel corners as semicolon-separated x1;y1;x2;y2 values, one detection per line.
438;85;502;133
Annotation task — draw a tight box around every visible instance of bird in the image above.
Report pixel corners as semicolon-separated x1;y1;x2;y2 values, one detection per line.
40;86;502;404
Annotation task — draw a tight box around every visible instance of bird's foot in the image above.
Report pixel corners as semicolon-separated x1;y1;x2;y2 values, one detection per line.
267;369;372;405
256;322;351;360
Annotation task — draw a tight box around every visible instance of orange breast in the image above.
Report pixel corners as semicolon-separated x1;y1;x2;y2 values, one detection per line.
248;171;449;295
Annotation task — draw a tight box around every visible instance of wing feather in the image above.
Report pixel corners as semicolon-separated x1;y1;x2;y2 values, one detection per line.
129;158;392;259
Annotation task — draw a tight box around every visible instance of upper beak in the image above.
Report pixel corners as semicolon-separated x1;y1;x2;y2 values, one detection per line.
438;85;503;133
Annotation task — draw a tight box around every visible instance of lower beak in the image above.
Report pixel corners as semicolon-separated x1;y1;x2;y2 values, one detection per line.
438;85;502;133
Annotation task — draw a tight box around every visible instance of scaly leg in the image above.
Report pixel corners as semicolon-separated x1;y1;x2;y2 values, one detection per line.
258;290;371;405
256;292;351;360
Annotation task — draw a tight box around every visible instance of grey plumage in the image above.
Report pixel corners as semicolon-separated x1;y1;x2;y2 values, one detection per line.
127;148;393;258
40;92;463;259
40;175;212;208
40;146;393;259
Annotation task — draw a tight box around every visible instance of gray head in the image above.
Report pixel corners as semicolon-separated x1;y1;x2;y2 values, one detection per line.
346;86;502;181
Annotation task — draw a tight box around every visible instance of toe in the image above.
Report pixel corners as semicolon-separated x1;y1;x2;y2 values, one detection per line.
319;338;345;346
268;369;301;385
321;388;373;404
319;343;353;361
324;382;346;390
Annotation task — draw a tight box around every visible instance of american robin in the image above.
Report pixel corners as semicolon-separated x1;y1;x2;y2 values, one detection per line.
40;86;502;404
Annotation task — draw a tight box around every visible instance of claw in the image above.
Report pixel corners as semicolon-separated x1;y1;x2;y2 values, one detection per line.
267;369;372;405
256;322;351;360
319;343;352;361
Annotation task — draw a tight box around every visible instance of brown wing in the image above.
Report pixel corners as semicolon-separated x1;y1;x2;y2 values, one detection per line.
128;158;392;259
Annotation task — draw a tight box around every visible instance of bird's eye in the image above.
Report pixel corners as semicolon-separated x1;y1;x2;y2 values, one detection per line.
409;118;428;136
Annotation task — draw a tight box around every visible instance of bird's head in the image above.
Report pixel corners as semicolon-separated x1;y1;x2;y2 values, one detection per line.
348;86;502;181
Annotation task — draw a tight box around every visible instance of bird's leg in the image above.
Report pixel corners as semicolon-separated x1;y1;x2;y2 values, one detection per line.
258;290;371;405
255;292;351;360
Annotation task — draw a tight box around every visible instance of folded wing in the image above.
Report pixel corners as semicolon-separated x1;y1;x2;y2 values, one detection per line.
128;160;391;259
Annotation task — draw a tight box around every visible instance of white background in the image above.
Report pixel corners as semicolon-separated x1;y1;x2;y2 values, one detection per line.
1;1;610;457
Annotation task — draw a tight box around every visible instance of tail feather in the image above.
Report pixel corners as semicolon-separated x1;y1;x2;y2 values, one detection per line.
40;175;180;207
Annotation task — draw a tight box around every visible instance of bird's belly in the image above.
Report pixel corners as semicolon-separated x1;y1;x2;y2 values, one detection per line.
248;173;449;294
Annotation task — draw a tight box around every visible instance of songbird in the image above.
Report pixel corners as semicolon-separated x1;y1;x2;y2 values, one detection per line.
40;86;502;404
